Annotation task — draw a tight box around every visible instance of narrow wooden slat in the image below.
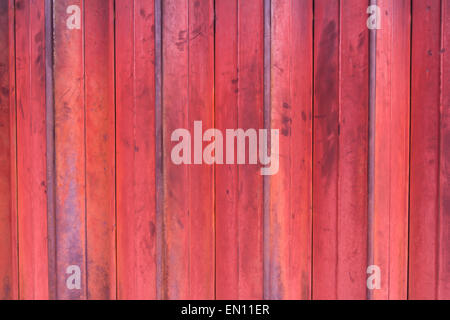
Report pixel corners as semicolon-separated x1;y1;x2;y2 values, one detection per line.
439;0;450;299
215;0;239;299
54;0;86;299
409;0;442;300
373;0;410;300
215;0;264;299
15;0;49;299
0;0;18;300
312;0;340;299
337;0;370;299
267;0;312;299
187;0;215;299
116;0;156;299
162;0;214;299
235;0;264;300
313;0;369;299
162;0;189;299
84;0;115;300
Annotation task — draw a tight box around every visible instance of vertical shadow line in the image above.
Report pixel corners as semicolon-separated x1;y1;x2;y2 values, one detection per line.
45;0;57;300
154;0;164;300
263;0;271;300
367;0;377;301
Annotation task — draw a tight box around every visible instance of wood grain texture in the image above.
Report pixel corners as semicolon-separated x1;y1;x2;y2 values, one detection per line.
0;0;449;301
162;0;214;300
373;0;411;300
15;0;49;300
313;0;369;299
0;0;18;301
54;0;86;300
267;0;313;300
410;0;442;300
439;0;450;299
215;0;239;299
410;0;450;300
116;0;156;300
85;0;115;300
215;0;264;300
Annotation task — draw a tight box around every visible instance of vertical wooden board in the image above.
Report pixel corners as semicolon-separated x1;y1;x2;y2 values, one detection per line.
215;0;264;300
54;0;86;299
268;0;312;300
409;0;441;300
162;0;189;299
215;0;239;300
313;0;369;299
15;0;49;299
313;0;340;300
116;0;156;300
236;0;264;299
438;0;450;300
84;0;115;299
187;0;214;299
337;0;369;299
0;0;17;300
162;0;214;299
373;0;410;300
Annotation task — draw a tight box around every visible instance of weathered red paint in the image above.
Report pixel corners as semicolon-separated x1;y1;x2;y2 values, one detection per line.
0;0;449;301
0;0;17;301
116;0;157;300
214;0;239;300
313;0;369;300
163;0;215;299
373;0;411;300
267;0;313;300
215;0;264;300
15;0;49;299
410;0;450;300
85;0;116;300
54;0;87;300
439;0;450;299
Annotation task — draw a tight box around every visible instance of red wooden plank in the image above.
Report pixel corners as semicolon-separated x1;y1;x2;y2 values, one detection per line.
15;0;49;299
313;0;369;299
54;0;86;299
215;0;239;299
116;0;156;300
163;0;214;299
411;0;450;300
187;0;215;299
162;0;189;299
335;0;370;300
215;0;264;300
373;0;410;300
409;0;443;300
312;0;340;299
85;0;115;300
0;0;18;300
236;1;264;298
267;0;312;300
439;0;450;299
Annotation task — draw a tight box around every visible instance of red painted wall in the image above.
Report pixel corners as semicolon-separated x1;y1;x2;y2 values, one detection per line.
0;0;448;300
